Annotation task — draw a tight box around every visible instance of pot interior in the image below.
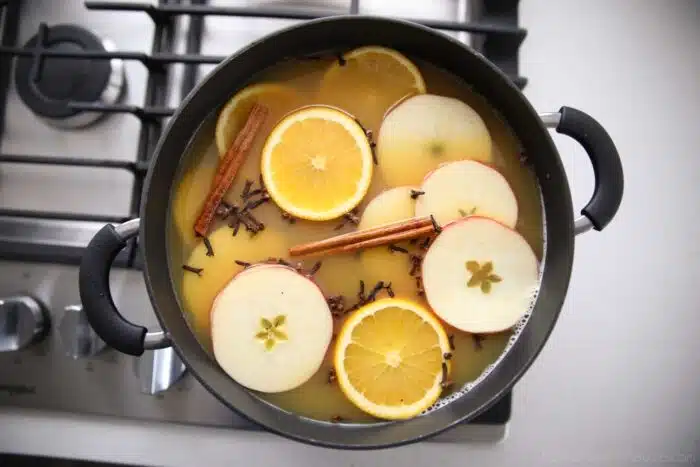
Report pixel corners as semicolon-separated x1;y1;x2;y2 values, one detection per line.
143;16;574;448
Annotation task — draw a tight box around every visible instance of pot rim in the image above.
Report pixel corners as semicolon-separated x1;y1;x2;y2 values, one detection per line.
140;14;574;449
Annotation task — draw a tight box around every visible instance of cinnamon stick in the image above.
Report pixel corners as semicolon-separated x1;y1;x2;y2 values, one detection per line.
289;216;433;257
314;225;435;257
195;103;268;237
213;103;267;187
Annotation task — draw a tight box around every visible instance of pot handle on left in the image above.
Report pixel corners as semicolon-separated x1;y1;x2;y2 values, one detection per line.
79;219;170;356
541;107;624;235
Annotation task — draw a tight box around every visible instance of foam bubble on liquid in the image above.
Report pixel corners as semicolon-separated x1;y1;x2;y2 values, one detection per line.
423;186;549;416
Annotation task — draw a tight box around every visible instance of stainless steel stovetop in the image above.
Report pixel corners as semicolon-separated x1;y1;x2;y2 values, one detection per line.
0;0;523;442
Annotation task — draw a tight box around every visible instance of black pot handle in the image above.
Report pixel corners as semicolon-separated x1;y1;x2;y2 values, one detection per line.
541;107;624;235
79;219;170;356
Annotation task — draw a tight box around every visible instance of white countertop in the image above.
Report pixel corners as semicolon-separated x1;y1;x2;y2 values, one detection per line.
2;0;699;465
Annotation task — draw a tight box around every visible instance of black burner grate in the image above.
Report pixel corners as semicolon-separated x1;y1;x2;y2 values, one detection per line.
0;0;526;268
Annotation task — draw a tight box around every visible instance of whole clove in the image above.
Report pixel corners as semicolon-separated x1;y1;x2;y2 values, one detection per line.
441;362;449;384
215;201;233;219
237;212;258;233
410;189;425;200
202;236;214;257
240;179;253;199
228;205;241;235
308;261;322;276
281;211;296;224
342;278;394;313
182;265;203;276
275;257;292;267
333;209;360;230
353;117;374;147
333;217;349;231
409;254;422;277
409;238;419;245
345;209;360;225
388;244;409;254
326;295;346;316
420;237;432;250
448;334;456;351
243;188;264;200
384;282;395;298
370;142;378;165
430;215;442;234
243;195;270;211
327;368;337;384
443;352;453;360
357;280;366;303
238;210;265;235
366;281;385;302
472;333;484;351
440;379;454;390
231;218;241;236
234;260;251;268
330;415;344;423
415;277;425;296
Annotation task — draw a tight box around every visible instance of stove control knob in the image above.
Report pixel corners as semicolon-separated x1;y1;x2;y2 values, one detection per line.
135;347;186;395
0;296;48;352
59;305;106;359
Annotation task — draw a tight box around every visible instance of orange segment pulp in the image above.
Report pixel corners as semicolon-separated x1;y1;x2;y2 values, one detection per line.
261;106;374;221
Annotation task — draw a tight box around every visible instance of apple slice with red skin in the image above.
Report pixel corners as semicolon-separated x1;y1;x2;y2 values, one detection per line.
421;217;539;333
211;264;333;393
415;160;518;228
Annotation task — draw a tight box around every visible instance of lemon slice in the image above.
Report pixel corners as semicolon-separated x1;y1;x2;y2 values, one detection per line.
334;298;451;420
261;105;374;221
215;83;298;156
319;46;426;134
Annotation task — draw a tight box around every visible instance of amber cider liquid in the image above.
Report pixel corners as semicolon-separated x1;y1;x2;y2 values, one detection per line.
168;56;543;422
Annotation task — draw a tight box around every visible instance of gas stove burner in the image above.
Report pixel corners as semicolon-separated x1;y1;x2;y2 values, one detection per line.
13;24;125;129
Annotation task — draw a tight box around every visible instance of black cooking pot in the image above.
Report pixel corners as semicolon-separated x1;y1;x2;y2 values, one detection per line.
78;16;623;449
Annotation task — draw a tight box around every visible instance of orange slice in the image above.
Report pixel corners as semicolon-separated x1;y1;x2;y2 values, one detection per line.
334;298;451;420
318;46;426;134
261;105;374;221
215;83;298;156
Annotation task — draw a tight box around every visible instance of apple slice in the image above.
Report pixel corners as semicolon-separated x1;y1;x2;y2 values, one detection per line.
377;94;493;187
358;186;420;297
359;186;417;229
211;264;333;393
421;217;539;333
415;160;518;228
